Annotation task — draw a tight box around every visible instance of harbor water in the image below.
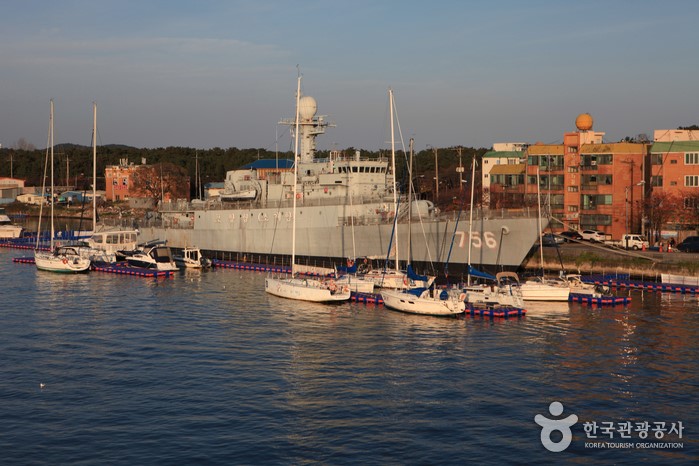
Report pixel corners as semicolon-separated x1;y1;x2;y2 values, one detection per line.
0;248;697;464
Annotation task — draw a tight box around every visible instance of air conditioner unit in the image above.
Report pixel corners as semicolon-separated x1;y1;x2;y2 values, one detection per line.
591;161;597;166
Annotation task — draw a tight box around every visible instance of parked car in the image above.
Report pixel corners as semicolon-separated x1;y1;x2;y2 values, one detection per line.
580;229;610;242
541;233;564;247
676;236;699;253
559;230;583;242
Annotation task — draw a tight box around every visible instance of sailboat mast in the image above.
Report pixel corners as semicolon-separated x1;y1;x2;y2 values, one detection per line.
92;101;97;232
537;167;544;276
389;88;399;269
290;76;301;274
407;137;414;262
50;99;55;250
467;157;476;285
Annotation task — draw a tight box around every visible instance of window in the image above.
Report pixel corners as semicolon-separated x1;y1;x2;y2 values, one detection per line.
685;153;699;165
568;205;578;212
651;153;664;165
685;175;699;187
651;176;663;187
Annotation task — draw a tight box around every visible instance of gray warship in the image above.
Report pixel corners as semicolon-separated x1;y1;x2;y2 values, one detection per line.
138;91;543;273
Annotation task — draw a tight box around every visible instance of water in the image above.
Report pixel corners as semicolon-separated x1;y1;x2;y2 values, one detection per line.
1;248;697;465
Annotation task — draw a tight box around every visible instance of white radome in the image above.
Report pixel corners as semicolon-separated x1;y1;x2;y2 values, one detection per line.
299;95;317;120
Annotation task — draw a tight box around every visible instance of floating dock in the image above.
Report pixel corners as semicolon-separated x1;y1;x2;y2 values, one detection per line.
584;274;699;295
569;293;631;307
13;256;174;278
211;259;290;274
351;291;526;318
92;262;176;278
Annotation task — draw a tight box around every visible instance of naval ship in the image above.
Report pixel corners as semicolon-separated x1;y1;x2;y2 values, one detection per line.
137;91;543;274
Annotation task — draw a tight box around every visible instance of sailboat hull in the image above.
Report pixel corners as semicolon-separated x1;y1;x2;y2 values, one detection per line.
381;289;465;316
34;251;91;273
265;276;351;302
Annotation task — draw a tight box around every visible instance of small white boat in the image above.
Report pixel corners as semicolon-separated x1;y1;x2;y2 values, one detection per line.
564;274;611;297
463;272;525;308
334;273;375;293
520;276;571;302
173;247;212;269
84;228;140;263
35;245;91;273
125;240;178;271
381;287;465;317
265;276;351;302
0;213;23;239
220;188;257;202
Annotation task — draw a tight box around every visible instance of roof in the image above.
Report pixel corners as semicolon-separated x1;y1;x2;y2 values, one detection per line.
488;163;525;175
650;141;699;153
241;159;294;170
527;144;564;155
581;142;646;154
483;150;524;159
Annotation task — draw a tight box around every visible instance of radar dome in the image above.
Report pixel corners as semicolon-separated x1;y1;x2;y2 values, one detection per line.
575;113;593;131
299;96;317;120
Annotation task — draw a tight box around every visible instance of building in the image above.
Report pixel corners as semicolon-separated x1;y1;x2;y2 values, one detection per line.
482;143;527;207
488;114;649;241
649;129;699;241
105;159;139;202
0;177;25;204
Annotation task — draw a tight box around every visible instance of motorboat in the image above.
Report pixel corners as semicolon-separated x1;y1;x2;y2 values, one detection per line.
173;247;212;269
0;212;23;239
125;239;178;271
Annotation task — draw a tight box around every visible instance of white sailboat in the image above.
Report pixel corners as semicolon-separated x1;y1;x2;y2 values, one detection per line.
360;90;434;291
79;102;140;264
34;100;91;273
519;168;570;302
265;76;350;303
378;89;463;317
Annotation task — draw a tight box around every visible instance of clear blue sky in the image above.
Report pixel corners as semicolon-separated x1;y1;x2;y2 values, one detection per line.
1;0;698;152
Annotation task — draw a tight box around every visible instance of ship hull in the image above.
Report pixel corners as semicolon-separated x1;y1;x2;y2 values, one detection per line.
137;202;543;271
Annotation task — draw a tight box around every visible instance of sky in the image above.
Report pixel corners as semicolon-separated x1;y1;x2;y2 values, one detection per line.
1;0;698;153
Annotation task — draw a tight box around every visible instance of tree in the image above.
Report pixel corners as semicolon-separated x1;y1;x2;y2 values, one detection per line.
14;138;36;151
645;191;682;242
130;163;190;205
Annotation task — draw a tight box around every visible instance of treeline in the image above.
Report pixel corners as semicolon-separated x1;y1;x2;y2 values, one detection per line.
0;144;488;197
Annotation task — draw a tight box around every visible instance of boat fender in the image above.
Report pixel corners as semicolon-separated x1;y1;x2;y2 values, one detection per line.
173;217;179;225
458;293;466;302
403;277;409;286
329;280;336;292
62;258;68;264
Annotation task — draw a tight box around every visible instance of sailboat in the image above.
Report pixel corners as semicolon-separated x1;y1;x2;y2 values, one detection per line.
77;102;140;264
378;90;463;317
519;168;570;301
359;90;435;291
34;99;92;273
457;157;525;308
264;76;351;303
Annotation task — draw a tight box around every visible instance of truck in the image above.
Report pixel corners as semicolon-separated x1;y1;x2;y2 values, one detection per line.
604;234;650;250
